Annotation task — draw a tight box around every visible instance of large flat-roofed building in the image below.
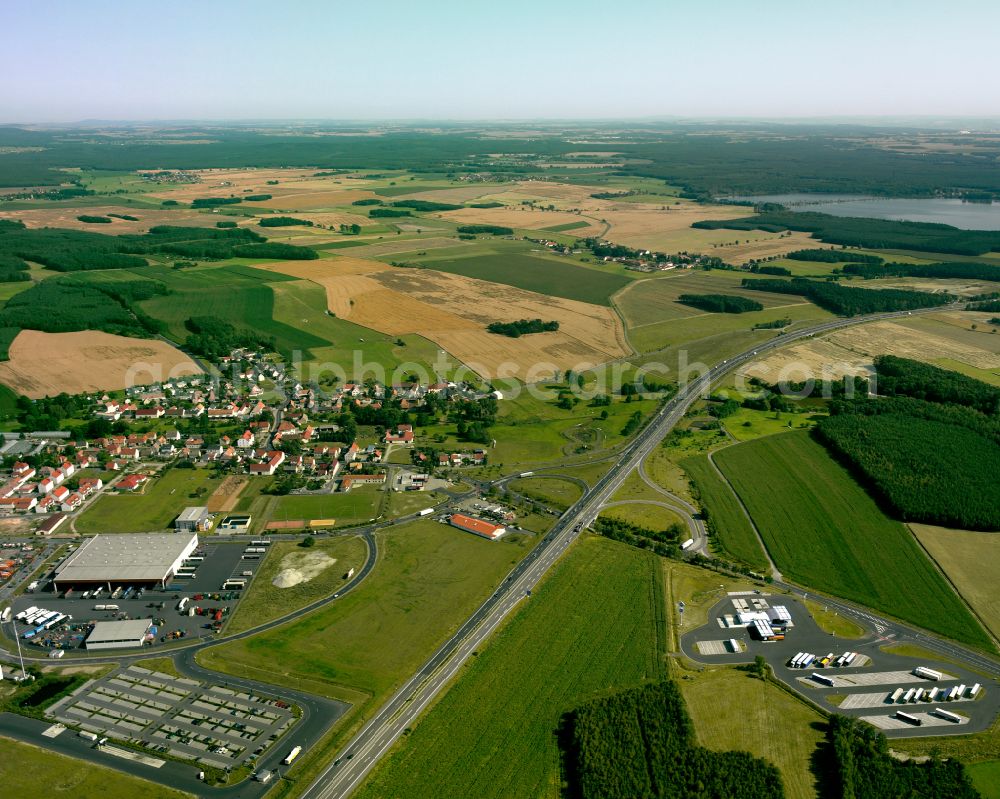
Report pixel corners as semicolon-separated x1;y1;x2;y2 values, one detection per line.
53;532;199;590
449;513;505;540
85;619;153;650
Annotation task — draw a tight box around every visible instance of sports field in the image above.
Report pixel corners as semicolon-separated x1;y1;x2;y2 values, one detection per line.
679;454;769;570
268;491;382;527
679;667;824;799
911;524;1000;641
197;519;532;706
225;535;369;634
355;536;666;799
0;737;191;799
714;431;992;649
75;467;221;534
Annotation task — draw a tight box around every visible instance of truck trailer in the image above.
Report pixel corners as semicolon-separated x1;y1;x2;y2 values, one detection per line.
913;666;943;681
283;745;302;765
418;508;434;517
895;711;922;726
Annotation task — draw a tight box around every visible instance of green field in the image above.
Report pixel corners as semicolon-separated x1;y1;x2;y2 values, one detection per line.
75;467;221;534
599;502;684;531
415;250;630;306
268;491;382;526
678;667;824;799
0;736;191;799
679;454;769;570
225;535;369;634
714;431;992;649
197;518;532;707
969;761;1000;799
356;536;666;799
506;476;583;511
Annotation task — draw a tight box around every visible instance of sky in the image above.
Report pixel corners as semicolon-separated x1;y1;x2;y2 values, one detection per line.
3;0;999;122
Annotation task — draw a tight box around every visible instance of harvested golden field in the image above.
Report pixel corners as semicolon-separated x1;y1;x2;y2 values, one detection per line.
437;205;602;233
242;189;381;210
404;185;508;203
739;316;1000;382
0;330;201;398
340;237;471;258
207;476;250;513
0;205;216;234
146;168;362;201
865;277;999;297
911;524;1000;641
262;260;629;379
708;231;829;264
256;256;389;279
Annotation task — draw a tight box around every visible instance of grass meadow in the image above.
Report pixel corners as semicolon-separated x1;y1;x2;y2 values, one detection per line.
679;453;769;570
75;467;221;534
0;737;191;799
714;431;992;649
355;536;666;799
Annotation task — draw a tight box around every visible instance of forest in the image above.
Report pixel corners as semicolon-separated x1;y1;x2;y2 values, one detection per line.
456;224;514;235
389;199;462;211
841;260;1000;282
678;293;763;313
369;208;411;218
258;216;314;227
814;359;1000;529
747;265;791;275
184;316;274;359
485;318;559;337
740;278;951;315
566;681;785;799
694;212;1000;256
827;716;981;799
786;249;884;264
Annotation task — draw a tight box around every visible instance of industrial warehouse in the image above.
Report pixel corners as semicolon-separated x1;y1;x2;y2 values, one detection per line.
53;532;200;591
85;619;155;650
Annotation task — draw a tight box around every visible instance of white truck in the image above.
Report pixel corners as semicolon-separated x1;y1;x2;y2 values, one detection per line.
418;508;434;517
283;745;302;765
680;538;695;550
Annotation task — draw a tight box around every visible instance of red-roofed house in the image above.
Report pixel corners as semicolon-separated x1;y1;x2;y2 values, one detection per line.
51;485;70;503
117;474;148;492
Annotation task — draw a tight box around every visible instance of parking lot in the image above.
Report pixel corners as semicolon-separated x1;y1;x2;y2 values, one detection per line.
46;664;297;770
681;594;1000;737
6;542;266;653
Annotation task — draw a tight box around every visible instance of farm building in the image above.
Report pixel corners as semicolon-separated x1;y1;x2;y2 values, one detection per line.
85;619;154;650
449;513;506;540
175;506;211;532
53;532;199;590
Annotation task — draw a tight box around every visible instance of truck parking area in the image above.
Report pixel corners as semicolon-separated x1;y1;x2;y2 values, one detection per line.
681;594;1000;737
7;542;266;653
46;664;297;771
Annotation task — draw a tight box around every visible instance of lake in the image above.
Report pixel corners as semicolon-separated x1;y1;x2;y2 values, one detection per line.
734;194;1000;230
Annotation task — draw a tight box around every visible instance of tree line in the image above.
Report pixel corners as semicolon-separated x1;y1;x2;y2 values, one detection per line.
694;211;1000;256
456;224;513;235
842;260;1000;282
184;317;274;360
566;681;785;799
258;216;314;227
741;278;952;316
786;249;884;264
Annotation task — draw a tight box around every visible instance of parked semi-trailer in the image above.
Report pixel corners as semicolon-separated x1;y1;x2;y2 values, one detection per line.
801;654;816;668
811;673;834;686
969;683;981;699
902;688;916;703
15;606;37;622
927;687;940;701
418;508;434;517
896;711;922;726
789;653;805;668
283;745;302;765
934;708;963;723
954;684;967;700
913;666;943;681
889;688;904;703
843;652;857;665
0;607;10;624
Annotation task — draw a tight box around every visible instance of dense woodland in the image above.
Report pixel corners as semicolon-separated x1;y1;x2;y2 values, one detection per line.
455;224;513;235
567;681;785;799
258;216;314;227
184;317;274;360
786;249;884;264
368;208;411;218
695;212;1000;256
741;278;951;315
389;199;462;211
815;358;1000;529
828;716;981;799
677;293;763;313
842;260;1000;282
485;318;559;337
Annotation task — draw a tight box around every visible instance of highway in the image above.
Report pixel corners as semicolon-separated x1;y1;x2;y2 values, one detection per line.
300;305;964;799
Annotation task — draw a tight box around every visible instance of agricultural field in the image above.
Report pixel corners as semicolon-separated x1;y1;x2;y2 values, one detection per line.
911;524;1000;641
0;737;192;799
355;536;666;799
740;314;1000;384
197;518;533;707
679;454;769;570
713;431;993;649
225;535;369;634
0;204;219;233
259;254;629;381
0;329;200;398
75;467;222;534
969;761;1000;799
678;666;825;799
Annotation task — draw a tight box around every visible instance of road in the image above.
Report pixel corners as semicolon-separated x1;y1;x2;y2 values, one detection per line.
301;305;966;799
